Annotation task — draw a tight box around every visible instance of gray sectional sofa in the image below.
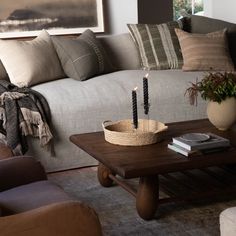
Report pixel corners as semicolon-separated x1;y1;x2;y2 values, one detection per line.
3;14;236;173
29;30;207;172
30;67;207;171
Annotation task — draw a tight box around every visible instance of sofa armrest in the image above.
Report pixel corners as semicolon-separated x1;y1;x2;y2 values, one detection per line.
0;201;103;236
0;156;47;192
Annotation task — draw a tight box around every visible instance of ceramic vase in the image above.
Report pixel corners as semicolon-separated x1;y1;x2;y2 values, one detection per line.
207;97;236;131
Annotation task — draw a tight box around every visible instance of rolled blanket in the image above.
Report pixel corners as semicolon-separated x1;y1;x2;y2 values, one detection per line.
0;80;53;155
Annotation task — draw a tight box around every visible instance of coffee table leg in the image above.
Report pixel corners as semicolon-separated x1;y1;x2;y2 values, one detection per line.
136;175;159;220
97;163;114;187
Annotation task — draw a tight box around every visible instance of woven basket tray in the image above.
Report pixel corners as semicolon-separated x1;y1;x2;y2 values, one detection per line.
102;119;168;146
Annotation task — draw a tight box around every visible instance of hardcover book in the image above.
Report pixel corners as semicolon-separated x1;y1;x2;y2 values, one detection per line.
172;133;230;151
168;143;199;157
168;142;230;157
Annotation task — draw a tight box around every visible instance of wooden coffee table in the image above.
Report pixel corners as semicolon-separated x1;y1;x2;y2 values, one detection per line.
70;119;236;220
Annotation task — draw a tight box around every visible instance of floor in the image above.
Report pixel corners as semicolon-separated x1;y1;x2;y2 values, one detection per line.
48;166;236;236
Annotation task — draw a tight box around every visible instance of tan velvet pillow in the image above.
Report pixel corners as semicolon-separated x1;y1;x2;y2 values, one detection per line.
175;28;235;71
0;30;65;87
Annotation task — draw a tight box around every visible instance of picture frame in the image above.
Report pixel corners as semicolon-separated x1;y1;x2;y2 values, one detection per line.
0;0;104;39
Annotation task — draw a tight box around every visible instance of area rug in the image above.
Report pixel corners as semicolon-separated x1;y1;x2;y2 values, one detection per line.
48;167;236;236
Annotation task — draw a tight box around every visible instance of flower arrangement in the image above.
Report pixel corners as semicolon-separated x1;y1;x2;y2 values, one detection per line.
185;72;236;105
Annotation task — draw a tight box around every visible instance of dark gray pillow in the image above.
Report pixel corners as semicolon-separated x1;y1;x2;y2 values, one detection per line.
52;29;114;81
186;15;236;67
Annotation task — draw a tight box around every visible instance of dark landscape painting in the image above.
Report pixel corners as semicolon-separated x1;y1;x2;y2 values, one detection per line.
0;0;104;38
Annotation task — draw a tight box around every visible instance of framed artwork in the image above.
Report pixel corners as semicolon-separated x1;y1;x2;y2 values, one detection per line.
0;0;104;38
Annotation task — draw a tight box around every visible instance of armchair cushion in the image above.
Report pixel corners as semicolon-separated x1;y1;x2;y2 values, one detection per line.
0;156;47;192
0;180;73;216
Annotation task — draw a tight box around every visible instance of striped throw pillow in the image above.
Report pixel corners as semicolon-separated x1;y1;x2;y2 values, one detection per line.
127;21;183;70
175;28;235;71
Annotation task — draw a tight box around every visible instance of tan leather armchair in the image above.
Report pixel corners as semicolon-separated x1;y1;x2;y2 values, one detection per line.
0;157;102;236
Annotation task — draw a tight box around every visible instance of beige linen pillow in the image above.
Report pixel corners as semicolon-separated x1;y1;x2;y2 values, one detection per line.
175;28;235;71
0;30;64;87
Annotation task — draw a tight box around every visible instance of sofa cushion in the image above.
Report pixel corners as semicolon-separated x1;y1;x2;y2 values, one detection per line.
175;28;234;71
99;33;141;70
127;20;183;70
0;180;73;216
0;30;65;87
188;15;236;67
52;29;114;81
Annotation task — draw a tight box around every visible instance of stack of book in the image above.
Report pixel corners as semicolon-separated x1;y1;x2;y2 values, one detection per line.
168;133;230;157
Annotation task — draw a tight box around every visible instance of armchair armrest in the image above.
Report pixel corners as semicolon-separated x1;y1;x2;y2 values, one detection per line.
0;156;47;192
0;201;103;236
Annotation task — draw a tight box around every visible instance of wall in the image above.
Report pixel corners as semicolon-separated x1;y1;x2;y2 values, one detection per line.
203;0;213;17
204;0;236;23
103;0;138;35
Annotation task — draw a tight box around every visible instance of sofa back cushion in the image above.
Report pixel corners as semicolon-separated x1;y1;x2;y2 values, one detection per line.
99;33;141;70
188;15;236;67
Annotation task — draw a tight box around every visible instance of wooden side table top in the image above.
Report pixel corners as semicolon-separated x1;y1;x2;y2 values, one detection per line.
70;119;236;179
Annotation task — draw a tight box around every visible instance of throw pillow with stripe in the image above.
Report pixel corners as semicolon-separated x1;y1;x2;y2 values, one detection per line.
175;28;235;71
127;21;183;70
52;29;114;81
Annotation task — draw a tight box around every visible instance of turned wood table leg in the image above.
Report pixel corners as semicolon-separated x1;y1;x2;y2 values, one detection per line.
97;163;115;187
136;175;159;220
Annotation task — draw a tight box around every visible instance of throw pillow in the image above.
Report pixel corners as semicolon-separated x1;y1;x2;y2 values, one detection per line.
127;20;183;70
186;15;236;67
175;28;235;71
51;29;114;81
0;30;65;87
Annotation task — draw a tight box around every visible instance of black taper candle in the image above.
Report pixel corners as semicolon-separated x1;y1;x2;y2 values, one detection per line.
143;73;149;115
132;87;138;129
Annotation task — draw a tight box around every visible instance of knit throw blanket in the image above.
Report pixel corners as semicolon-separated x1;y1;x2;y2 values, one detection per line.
0;80;53;155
